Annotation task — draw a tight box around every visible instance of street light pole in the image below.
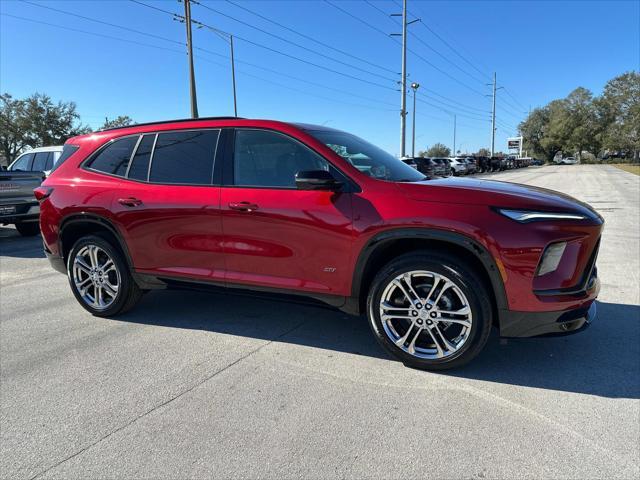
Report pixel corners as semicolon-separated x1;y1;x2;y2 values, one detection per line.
411;82;420;157
184;0;198;118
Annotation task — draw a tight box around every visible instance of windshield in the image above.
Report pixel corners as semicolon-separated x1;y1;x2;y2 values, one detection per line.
306;130;426;182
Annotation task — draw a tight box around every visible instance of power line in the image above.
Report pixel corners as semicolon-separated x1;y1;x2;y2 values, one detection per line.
192;0;398;84
11;4;399;112
502;86;528;111
198;50;399;108
132;0;399;92
223;0;398;76
416;97;489;122
0;12;398;117
366;1;487;86
326;0;488;98
417;91;490;118
21;0;184;47
402;1;493;82
201;55;397;113
0;13;186;55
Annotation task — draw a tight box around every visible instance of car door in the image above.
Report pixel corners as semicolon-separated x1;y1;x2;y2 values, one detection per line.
106;129;225;282
220;128;354;296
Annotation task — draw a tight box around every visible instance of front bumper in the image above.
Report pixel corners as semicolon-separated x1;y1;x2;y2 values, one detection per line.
499;299;597;337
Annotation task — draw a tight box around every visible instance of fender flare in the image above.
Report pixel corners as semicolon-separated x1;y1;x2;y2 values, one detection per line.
351;228;508;311
59;213;134;269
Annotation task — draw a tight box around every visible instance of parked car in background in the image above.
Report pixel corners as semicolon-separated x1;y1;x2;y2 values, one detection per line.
475;156;490;173
38;117;603;370
429;158;449;177
432;158;452;176
400;157;419;170
448;157;468;175
463;157;477;174
557;157;579;165
413;157;437;178
8;146;64;176
489;156;502;172
1;169;46;236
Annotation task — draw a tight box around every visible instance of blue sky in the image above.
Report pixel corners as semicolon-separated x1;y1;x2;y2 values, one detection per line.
1;0;638;155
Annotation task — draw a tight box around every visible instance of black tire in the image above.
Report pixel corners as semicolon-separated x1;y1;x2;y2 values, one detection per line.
14;221;40;236
67;235;142;317
366;251;493;371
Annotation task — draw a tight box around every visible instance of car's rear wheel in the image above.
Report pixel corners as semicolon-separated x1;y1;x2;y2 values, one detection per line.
14;221;40;236
67;235;142;317
367;251;492;370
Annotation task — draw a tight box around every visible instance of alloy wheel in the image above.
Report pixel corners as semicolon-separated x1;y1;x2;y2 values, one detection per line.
71;244;121;310
379;270;473;359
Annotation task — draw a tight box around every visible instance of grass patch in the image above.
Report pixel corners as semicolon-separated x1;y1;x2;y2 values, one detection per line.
612;164;640;176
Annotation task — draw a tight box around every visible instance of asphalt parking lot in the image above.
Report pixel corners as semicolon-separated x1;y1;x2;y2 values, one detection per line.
1;164;639;479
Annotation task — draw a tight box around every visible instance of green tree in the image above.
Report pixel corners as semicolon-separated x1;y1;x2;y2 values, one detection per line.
597;71;640;159
0;92;91;165
475;147;491;157
421;143;451;157
100;115;135;130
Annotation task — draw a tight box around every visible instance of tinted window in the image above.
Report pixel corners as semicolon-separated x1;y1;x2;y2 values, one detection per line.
44;152;56;171
50;145;79;174
233;129;329;188
149;130;219;184
32;152;51;171
10;153;34;171
88;136;138;176
128;134;155;181
306;129;425;182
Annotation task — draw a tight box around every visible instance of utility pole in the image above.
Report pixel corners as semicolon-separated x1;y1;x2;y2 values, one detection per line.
488;72;503;156
453;114;457;156
184;0;199;118
391;0;418;158
490;72;496;156
400;0;407;158
230;35;237;116
411;82;420;157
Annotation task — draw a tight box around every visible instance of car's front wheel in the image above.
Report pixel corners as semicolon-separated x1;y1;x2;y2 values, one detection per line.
367;251;492;370
67;235;142;317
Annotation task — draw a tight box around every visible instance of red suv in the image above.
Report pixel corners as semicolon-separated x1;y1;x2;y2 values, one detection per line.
37;118;602;370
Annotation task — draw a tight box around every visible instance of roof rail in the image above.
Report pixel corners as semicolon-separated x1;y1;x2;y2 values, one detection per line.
97;116;245;132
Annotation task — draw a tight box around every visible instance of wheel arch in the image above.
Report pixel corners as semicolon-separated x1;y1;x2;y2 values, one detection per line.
59;214;134;270
351;228;508;321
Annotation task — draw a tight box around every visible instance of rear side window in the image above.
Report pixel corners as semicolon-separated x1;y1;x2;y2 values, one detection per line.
149;130;219;184
127;134;155;181
10;153;34;171
49;145;79;174
32;152;51;171
88;136;139;177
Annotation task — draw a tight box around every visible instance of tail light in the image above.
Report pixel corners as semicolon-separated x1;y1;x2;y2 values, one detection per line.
34;186;54;201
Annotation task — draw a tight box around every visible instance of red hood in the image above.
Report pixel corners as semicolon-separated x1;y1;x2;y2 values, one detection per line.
396;177;600;218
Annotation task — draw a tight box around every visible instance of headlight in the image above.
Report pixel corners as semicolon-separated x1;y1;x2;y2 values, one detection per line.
497;209;587;223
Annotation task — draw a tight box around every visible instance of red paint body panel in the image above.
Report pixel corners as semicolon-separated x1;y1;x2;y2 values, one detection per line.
40;118;603;317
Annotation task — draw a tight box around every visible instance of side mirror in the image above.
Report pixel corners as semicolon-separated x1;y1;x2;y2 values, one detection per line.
295;170;342;191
